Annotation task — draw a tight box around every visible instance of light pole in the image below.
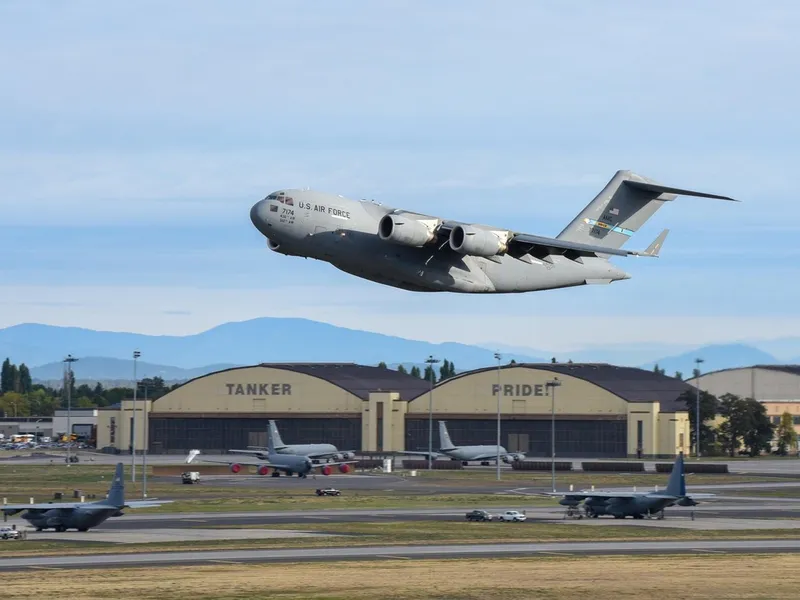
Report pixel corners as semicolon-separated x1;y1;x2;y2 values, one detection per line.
141;381;148;499
694;357;704;459
132;350;140;483
494;352;502;481
546;377;561;492
63;355;78;466
425;355;440;471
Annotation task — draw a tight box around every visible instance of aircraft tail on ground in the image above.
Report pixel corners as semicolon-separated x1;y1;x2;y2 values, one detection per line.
664;452;687;497
106;462;125;506
268;420;286;448
266;422;277;455
438;421;456;451
556;170;736;253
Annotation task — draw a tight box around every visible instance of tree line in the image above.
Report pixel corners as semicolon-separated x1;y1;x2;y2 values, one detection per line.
0;357;181;418
377;359;457;382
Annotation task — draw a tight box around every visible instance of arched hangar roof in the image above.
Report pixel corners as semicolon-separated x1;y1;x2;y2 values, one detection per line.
690;364;800;379
426;362;694;411
164;362;431;401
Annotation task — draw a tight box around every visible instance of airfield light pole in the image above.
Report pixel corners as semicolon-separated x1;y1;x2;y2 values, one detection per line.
494;352;502;481
695;357;704;459
142;381;148;499
132;350;140;483
546;378;561;492
425;355;440;471
63;355;78;467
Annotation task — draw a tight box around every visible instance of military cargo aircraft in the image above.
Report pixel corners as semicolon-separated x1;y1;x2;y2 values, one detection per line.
1;463;172;532
231;420;356;462
249;170;736;293
399;421;526;465
544;453;715;519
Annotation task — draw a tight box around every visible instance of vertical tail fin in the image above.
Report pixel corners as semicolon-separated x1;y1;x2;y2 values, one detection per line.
269;420;286;448
266;422;277;455
665;452;686;497
438;421;456;451
107;462;125;506
557;170;736;253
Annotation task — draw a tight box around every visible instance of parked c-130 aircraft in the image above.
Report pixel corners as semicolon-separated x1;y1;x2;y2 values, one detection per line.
249;170;736;293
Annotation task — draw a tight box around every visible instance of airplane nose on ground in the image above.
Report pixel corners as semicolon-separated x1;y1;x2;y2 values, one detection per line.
250;199;271;235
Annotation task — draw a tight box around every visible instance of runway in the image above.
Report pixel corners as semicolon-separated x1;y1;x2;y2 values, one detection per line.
3;538;800;571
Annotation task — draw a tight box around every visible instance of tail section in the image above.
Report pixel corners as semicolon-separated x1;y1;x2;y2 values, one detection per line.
665;452;686;497
438;421;456;451
269;420;286;448
557;170;736;253
266;422;277;455
107;462;125;507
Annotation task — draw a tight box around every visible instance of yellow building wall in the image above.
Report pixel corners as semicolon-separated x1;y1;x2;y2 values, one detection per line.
407;367;628;417
152;366;363;414
763;402;800;436
361;392;406;452
657;412;690;456
627;403;658;456
97;399;153;452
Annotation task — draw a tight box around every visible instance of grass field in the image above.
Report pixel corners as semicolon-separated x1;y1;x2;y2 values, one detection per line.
3;520;800;558
0;554;797;599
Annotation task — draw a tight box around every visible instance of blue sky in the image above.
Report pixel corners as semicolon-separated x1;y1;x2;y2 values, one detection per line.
2;1;800;354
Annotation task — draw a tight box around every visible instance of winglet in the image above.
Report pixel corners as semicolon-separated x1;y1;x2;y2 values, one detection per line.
186;449;200;464
644;229;669;257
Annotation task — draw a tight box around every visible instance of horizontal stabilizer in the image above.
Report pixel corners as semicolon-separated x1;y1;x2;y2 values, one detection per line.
624;180;738;202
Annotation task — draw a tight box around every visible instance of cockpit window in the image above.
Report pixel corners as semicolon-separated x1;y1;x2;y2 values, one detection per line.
266;194;278;200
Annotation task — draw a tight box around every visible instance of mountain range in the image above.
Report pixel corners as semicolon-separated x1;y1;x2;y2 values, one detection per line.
0;318;798;385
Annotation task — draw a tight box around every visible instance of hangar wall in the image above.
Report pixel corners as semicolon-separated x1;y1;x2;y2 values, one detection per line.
96;362;690;458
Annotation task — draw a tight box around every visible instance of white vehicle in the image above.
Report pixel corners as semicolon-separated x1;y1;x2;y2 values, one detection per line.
0;527;20;540
181;471;200;484
499;510;527;522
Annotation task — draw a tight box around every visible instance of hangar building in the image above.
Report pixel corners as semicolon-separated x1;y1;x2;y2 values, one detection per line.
687;365;800;433
97;362;693;459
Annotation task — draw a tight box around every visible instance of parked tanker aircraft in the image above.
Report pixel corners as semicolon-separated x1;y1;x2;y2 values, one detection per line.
186;426;358;478
399;421;526;465
545;453;715;519
1;463;172;531
249;170;736;293
230;420;355;462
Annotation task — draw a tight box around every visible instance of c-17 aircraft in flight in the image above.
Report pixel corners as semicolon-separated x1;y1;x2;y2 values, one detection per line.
1;463;172;532
399;421;526;465
187;426;358;478
249;170;736;293
544;452;715;519
231;420;356;462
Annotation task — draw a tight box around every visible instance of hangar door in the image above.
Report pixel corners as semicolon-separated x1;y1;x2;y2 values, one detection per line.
404;418;627;458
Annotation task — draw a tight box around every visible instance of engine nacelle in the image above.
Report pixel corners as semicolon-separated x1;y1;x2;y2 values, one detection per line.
338;463;351;474
378;212;440;247
342;451;355;460
266;238;281;251
321;465;332;476
677;497;698;506
230;463;241;473
258;465;270;476
558;498;581;507
449;224;510;256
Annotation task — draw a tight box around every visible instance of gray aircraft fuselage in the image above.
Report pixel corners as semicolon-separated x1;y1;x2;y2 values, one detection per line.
581;495;680;519
442;446;510;462
19;504;123;531
249;190;629;293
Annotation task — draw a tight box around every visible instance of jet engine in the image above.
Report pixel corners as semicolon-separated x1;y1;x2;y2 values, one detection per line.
676;497;698;506
321;465;332;476
378;212;441;247
258;465;270;476
501;453;525;463
342;451;355;460
449;224;510;256
230;463;242;473
266;238;281;252
338;463;351;474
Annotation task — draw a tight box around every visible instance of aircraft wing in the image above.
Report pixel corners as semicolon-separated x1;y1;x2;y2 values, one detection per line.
192;456;287;469
541;491;645;500
2;502;85;513
311;460;358;470
124;500;174;508
436;220;667;260
394;451;444;459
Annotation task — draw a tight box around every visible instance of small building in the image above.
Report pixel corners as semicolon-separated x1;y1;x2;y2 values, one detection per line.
53;409;98;442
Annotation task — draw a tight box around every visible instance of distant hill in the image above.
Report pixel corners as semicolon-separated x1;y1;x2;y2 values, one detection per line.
2;319;798;383
639;344;780;377
0;318;545;374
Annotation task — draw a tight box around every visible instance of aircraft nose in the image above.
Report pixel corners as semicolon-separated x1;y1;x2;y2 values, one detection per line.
250;199;271;235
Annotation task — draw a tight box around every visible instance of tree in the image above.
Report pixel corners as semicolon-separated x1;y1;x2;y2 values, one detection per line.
0;392;30;417
550;357;557;363
679;387;718;455
423;364;437;383
776;412;798;455
409;366;421;378
377;361;388;369
508;359;517;366
0;358;11;394
27;389;58;416
674;371;683;380
397;364;408;375
439;359;456;381
652;364;665;375
717;394;774;457
18;363;32;394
